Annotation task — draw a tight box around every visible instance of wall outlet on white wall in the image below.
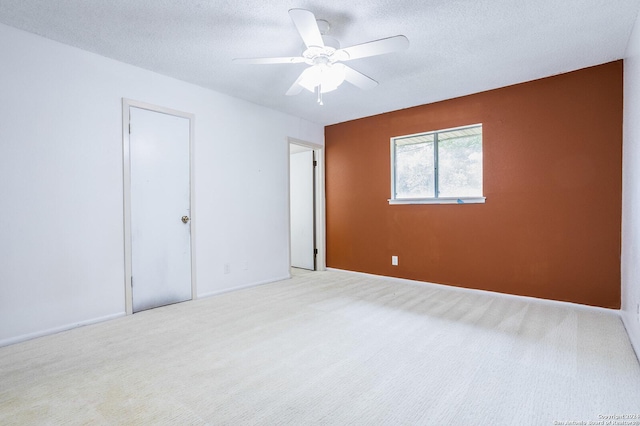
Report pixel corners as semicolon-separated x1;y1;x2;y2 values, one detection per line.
224;263;231;274
392;256;398;266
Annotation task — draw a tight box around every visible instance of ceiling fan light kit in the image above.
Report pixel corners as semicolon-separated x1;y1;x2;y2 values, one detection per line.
299;63;345;91
233;8;409;105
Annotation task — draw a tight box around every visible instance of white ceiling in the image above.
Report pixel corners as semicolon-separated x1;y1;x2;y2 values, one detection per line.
0;0;638;126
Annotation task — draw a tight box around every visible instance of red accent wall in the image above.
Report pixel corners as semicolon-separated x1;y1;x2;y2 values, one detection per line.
325;61;623;308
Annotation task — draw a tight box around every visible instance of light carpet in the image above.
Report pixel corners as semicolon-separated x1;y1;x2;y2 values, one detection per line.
0;269;639;425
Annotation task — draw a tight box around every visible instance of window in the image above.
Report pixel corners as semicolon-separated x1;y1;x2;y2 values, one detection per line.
390;124;485;204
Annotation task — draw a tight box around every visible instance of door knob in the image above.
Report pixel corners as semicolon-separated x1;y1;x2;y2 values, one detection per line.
181;216;190;223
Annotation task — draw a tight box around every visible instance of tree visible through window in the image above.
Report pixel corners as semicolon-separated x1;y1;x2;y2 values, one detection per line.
391;124;483;202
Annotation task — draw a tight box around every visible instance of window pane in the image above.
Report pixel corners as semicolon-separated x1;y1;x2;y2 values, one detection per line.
395;139;434;198
437;132;482;197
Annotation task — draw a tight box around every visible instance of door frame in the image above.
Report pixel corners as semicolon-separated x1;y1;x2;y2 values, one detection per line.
122;98;197;315
288;138;326;271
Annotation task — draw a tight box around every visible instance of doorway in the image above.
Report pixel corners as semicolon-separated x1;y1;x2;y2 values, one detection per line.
122;99;196;314
289;139;325;272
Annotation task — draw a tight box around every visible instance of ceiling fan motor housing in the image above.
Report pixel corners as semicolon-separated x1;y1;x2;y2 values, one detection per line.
302;36;343;65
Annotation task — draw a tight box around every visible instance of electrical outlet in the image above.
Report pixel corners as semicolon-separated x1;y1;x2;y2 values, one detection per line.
224;263;231;274
392;256;398;266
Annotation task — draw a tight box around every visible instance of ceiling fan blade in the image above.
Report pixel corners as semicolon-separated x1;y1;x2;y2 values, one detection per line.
286;70;306;96
289;9;324;48
335;35;409;61
233;56;305;65
344;66;378;90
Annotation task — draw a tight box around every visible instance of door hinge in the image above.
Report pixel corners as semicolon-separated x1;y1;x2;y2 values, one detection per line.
130;277;133;287
313;160;317;167
314;248;318;256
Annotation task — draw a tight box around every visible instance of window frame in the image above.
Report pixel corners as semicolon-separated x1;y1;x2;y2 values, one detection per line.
389;123;486;205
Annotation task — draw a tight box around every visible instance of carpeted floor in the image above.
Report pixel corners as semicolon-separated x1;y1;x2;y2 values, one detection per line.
0;269;639;425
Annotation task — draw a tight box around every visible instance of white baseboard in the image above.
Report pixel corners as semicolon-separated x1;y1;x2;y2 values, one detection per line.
621;311;640;363
1;274;294;348
326;267;620;316
197;274;292;299
0;312;126;348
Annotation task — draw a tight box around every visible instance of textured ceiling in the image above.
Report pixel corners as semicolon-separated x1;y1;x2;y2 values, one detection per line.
0;0;638;125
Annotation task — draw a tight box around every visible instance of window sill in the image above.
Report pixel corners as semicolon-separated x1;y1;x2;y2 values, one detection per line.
388;197;486;205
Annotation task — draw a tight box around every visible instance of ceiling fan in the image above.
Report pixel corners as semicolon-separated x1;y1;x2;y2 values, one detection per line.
233;9;409;105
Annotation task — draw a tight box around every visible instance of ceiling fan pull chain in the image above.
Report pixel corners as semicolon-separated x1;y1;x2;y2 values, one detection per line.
317;85;324;105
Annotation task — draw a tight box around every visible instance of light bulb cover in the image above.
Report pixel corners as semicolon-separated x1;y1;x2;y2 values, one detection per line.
299;63;346;93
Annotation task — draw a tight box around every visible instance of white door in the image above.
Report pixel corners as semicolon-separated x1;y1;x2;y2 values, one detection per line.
130;106;192;313
290;149;315;270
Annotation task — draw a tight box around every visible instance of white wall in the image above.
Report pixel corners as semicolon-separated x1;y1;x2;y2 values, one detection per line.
0;23;324;346
622;13;640;357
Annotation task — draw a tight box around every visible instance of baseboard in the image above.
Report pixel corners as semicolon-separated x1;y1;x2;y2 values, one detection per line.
326;268;620;316
621;311;640;363
197;274;292;299
1;275;295;348
0;312;126;348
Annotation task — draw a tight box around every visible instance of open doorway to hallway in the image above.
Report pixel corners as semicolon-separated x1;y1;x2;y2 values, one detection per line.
289;139;325;274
